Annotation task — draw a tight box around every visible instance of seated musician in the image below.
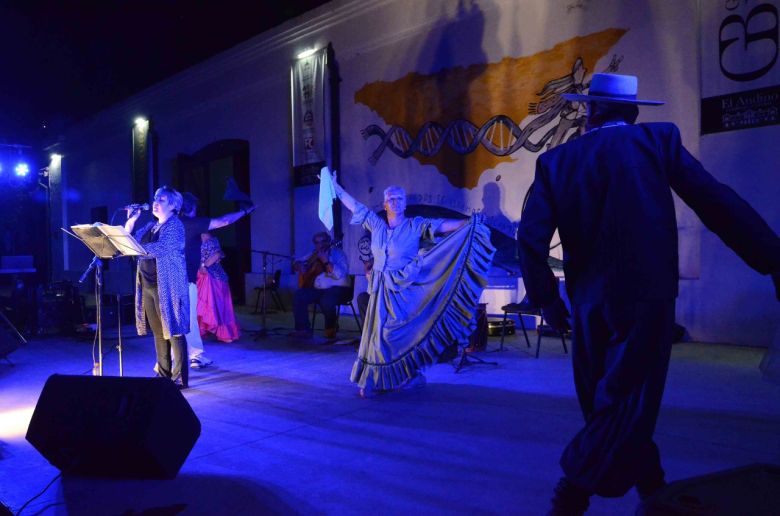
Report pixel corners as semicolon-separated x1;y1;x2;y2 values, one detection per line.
290;231;350;339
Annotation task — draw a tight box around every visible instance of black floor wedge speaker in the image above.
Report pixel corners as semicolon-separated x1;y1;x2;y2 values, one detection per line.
639;463;780;515
26;374;201;479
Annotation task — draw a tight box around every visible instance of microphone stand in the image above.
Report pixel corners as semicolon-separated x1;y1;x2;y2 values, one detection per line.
251;249;293;339
116;293;124;377
79;256;105;376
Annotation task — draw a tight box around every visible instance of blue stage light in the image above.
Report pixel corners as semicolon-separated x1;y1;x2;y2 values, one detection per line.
14;163;29;176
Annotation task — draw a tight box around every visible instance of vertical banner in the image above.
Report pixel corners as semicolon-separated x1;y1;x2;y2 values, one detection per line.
291;47;329;186
701;1;780;134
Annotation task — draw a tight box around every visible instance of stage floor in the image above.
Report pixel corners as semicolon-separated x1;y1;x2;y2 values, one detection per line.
1;308;778;515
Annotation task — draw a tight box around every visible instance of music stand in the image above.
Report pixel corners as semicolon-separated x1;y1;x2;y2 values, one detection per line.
69;223;147;376
453;303;497;373
251;249;294;339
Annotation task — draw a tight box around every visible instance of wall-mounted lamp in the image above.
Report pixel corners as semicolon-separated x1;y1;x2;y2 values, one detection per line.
296;48;318;59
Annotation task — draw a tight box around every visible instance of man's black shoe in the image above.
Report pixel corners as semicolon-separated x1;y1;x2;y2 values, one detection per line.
547;477;590;516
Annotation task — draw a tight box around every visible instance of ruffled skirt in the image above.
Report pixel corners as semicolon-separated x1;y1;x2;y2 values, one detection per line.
350;218;495;390
197;270;240;342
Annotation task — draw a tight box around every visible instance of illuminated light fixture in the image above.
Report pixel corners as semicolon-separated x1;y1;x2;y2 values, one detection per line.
296;48;318;59
134;117;149;127
50;153;62;161
14;163;29;176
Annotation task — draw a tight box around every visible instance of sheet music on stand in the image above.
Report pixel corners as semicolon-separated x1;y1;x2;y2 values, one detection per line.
68;223;146;378
70;223;147;258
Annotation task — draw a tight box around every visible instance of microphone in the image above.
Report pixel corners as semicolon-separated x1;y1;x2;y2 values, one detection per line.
124;203;150;211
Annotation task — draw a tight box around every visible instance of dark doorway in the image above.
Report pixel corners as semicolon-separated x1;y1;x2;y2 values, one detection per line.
174;140;250;304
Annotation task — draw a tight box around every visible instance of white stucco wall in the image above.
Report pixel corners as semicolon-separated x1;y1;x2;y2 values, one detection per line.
52;0;779;346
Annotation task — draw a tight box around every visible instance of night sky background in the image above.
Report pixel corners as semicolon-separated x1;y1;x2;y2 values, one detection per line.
0;1;328;278
0;0;330;145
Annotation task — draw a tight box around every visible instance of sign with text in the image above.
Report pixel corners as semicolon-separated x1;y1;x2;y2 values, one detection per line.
292;47;329;185
701;0;780;133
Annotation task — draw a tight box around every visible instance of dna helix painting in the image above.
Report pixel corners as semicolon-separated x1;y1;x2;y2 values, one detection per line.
361;54;623;165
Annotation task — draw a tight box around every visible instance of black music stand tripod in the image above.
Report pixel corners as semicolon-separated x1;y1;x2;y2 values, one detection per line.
68;224;147;375
453;303;497;373
251;249;293;339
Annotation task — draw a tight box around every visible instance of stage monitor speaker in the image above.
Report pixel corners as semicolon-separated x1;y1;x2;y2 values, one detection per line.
641;463;780;515
26;374;201;479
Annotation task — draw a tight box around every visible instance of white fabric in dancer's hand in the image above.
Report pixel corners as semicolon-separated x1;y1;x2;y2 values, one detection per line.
318;166;337;230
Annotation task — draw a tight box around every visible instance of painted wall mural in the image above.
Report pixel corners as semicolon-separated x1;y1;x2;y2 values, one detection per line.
355;28;627;189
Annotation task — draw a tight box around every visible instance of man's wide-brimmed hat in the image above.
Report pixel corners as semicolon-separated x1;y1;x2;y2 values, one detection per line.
562;73;664;105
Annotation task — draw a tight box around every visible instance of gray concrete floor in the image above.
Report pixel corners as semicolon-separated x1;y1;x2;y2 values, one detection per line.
1;307;779;515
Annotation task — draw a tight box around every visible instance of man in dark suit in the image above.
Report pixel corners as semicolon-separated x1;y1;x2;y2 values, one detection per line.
516;73;780;514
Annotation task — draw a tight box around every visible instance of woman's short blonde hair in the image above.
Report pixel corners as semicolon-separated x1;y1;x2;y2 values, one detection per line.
154;185;183;213
383;185;406;201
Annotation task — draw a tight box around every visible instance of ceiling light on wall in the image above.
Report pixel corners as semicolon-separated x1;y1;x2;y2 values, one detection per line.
296;48;318;59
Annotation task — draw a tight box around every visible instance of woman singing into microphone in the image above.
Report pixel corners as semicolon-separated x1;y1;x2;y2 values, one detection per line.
125;186;190;389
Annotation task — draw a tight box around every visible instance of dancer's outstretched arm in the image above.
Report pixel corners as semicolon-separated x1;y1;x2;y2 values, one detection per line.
438;219;468;233
326;169;358;213
439;211;485;234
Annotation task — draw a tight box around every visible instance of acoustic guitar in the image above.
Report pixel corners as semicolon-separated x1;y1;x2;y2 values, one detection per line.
296;240;342;288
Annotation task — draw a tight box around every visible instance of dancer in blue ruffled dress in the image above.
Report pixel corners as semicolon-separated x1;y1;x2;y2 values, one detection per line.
327;170;495;398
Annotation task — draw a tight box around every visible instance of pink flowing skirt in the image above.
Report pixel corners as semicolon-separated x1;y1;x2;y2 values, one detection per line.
197;270;240;342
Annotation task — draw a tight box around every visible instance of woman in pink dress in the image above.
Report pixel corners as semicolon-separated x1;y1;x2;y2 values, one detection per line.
197;233;240;342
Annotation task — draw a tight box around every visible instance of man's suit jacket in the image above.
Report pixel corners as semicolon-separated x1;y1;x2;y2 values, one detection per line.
517;122;780;307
